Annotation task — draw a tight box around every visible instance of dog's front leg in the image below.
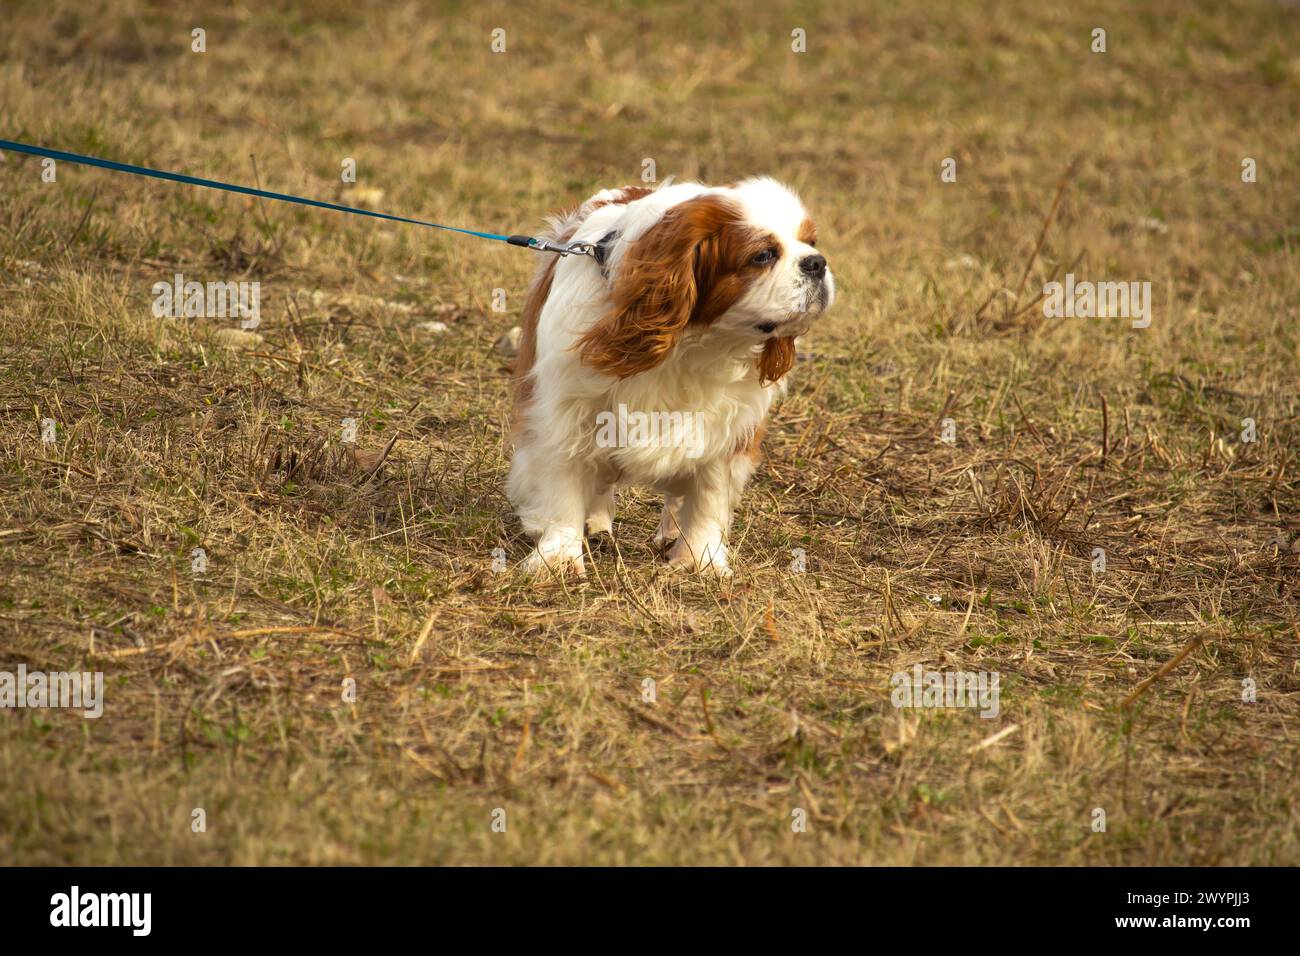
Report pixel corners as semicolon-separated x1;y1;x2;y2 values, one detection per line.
585;485;616;538
666;458;735;576
512;454;593;578
653;493;684;548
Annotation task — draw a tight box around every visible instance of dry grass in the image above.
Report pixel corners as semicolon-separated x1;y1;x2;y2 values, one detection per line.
1;0;1298;865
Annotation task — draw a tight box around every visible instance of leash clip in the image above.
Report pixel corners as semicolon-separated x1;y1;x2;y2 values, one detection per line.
505;235;596;257
529;237;596;258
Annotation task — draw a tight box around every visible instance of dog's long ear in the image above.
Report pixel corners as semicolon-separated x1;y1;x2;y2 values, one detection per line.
577;195;737;379
757;336;796;385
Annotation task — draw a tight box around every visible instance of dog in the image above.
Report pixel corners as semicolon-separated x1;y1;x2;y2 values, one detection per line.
507;178;834;577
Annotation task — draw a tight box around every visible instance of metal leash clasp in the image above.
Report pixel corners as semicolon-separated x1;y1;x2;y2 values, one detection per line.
529;237;596;258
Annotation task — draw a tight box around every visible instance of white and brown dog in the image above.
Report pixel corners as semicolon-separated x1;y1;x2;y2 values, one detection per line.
507;178;833;576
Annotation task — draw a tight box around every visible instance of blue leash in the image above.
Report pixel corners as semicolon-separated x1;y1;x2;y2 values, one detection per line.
0;139;594;257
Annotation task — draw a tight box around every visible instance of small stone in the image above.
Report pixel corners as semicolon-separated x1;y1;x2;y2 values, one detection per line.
1133;216;1168;234
943;254;981;271
495;326;523;357
349;446;388;471
340;185;386;208
211;328;264;349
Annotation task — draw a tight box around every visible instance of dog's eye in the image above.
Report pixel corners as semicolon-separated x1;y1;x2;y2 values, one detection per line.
752;248;779;265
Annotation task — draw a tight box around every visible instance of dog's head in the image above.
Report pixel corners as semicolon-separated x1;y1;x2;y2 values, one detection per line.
576;178;833;384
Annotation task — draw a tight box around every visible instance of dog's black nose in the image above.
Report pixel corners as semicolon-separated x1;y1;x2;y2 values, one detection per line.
799;254;827;278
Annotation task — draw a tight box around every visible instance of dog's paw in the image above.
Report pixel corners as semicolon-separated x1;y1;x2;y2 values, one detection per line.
652;527;678;550
585;528;616;553
585;514;613;537
667;536;732;577
520;528;586;578
520;547;586;578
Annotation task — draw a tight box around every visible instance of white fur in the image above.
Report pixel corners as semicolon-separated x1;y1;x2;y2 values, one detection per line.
508;178;833;577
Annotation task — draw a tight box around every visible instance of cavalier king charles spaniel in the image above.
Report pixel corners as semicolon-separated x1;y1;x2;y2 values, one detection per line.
507;178;834;576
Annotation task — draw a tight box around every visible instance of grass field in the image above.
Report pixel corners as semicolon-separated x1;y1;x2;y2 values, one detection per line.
1;0;1298;865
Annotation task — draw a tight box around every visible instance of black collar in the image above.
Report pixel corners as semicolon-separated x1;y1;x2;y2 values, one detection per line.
594;230;619;277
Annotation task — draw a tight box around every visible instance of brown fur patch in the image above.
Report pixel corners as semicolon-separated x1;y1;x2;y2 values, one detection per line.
735;423;768;463
576;194;772;379
590;185;654;211
511;255;558;419
757;336;797;384
797;217;817;246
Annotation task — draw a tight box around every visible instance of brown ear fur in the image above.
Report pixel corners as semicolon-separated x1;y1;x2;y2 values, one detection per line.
757;336;796;384
577;195;742;379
